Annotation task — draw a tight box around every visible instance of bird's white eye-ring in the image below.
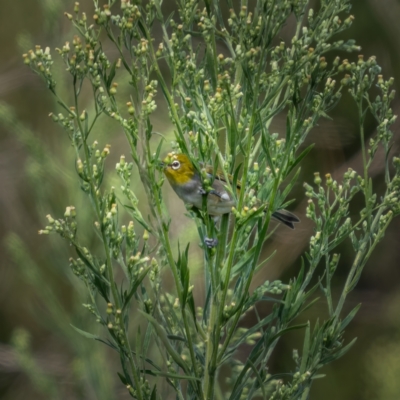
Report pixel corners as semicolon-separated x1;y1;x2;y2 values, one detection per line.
171;160;181;170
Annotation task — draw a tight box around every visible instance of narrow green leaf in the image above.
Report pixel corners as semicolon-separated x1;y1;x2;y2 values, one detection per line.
167;335;187;342
221;314;275;365
340;303;361;331
95;338;118;351
260;296;284;304
117;372;128;386
177;242;190;307
231;247;256;276
300;322;310;374
123;204;152;231
311;374;326;380
300;385;311;400
153;0;163;19
325;337;358;363
143;323;153;363
120;354;133;387
287;144;314;175
138;310;189;374
70;324;100;340
255;250;277;273
164;11;175;27
299;297;320;314
285;113;291;142
247;357;267;399
136;325;142;366
281;167;301;200
232;163;242;192
186;292;197;329
270;323;308;342
154;138;165;162
206;45;217;90
106;59;117;90
261;134;276;175
123;265;151;310
150;385;157;400
143;369;201;381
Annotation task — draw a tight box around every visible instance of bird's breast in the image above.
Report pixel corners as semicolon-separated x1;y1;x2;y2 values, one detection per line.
172;179;203;208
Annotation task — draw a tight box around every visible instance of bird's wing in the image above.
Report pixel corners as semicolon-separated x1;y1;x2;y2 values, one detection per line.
203;164;299;227
204;166;240;193
208;177;233;202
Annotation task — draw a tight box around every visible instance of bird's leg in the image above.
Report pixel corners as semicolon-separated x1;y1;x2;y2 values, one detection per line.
204;237;218;248
204;215;220;248
199;187;227;201
198;187;207;195
198;189;224;248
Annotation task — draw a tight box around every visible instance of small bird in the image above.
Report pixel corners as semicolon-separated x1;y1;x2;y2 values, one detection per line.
162;153;299;236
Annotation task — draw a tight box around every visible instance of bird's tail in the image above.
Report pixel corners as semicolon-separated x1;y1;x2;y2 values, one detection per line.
272;209;300;229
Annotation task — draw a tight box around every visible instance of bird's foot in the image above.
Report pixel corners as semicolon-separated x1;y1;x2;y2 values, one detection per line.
204;237;218;248
198;187;207;195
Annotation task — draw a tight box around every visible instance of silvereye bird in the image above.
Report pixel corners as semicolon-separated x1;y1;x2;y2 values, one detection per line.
162;153;299;229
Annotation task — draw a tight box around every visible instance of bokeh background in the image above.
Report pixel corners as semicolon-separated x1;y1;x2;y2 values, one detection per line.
1;0;400;399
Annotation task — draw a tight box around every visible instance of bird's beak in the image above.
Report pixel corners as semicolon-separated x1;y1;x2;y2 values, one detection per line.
159;161;165;169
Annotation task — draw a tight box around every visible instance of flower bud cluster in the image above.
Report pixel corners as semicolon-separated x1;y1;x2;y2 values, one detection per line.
223;301;237;320
23;46;55;90
292;0;308;18
127;252;151;282
39;207;77;241
244;187;259;209
310;7;356;53
108;1;142;34
149;257;159;282
304;168;360;223
305;169;360;250
250;280;290;306
383;190;399;209
228;5;287;55
116;155;133;180
141;80;158;116
105;302;129;347
52;9;125;110
65;3;89;30
231;204;259;227
159;16;198;82
69;256;91;280
268;366;313;400
76;141;111;192
117;158;150;232
369;75;397;147
82;303;100;320
49;106;85;144
328;253;340;275
125;376;151;398
58;33;106;82
387;168;400;216
337;217;352;239
196;8;217;42
287;371;312;395
92;4;113;25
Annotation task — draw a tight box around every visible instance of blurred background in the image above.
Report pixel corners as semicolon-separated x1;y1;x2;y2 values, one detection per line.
1;0;400;399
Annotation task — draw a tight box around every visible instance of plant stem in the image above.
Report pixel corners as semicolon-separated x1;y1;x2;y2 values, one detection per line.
203;213;229;398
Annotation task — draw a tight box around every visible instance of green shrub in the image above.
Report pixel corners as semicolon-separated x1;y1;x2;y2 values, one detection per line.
23;0;399;398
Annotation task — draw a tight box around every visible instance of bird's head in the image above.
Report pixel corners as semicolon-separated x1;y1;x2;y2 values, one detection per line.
162;153;196;186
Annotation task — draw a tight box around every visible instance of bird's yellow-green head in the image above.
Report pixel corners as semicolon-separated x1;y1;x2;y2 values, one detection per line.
162;153;196;186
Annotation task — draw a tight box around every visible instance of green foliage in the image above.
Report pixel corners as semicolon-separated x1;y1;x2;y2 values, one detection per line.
22;0;399;399
11;328;61;399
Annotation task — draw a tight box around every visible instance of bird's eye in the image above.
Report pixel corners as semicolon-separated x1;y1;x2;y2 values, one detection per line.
171;161;181;170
